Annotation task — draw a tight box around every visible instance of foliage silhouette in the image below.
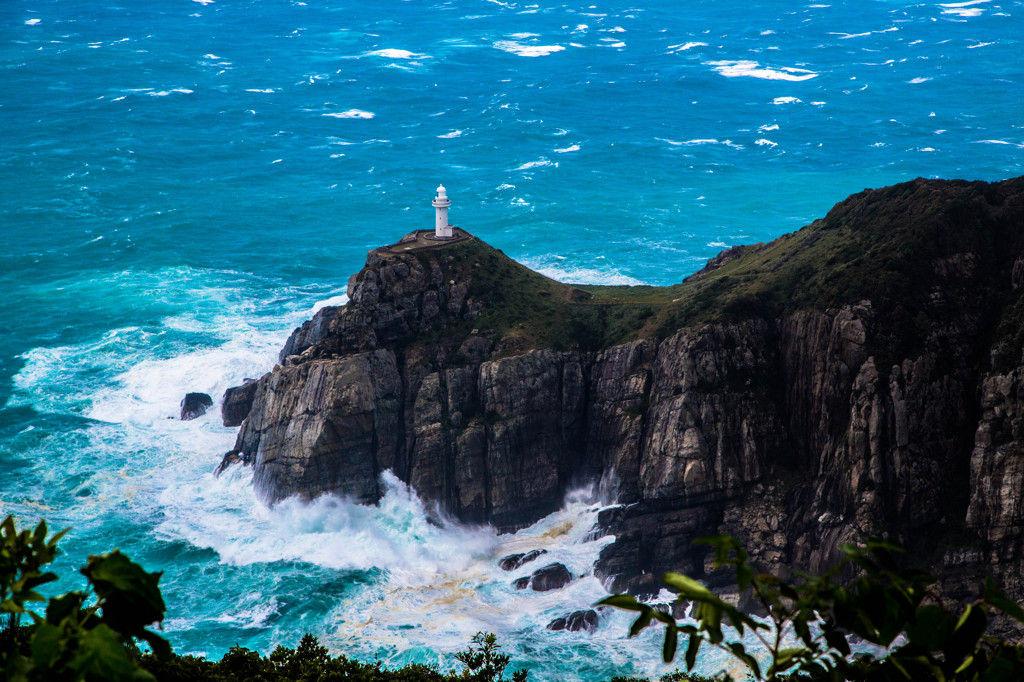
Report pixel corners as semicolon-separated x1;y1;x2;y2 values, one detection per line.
599;535;1024;681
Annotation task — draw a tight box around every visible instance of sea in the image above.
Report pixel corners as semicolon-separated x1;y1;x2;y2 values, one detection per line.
1;0;1021;679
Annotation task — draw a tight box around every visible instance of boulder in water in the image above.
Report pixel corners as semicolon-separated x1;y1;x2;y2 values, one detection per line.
511;562;572;592
498;548;548;572
180;392;213;420
547;609;599;633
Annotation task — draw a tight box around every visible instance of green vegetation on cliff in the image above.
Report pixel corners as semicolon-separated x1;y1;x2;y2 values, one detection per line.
411;177;1024;364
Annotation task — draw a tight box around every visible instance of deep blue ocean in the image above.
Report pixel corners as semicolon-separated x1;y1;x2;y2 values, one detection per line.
1;0;1022;678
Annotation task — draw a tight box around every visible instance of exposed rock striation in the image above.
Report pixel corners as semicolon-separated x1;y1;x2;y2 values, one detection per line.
223;179;1024;620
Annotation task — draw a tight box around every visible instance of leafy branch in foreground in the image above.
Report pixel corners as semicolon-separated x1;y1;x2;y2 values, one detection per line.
599;535;1024;681
1;514;169;681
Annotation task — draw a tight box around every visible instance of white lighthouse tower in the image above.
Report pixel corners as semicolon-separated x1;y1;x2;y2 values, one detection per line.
432;184;453;239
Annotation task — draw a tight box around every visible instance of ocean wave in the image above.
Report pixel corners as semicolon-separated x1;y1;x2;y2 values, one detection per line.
513;159;555;170
940;0;989;17
367;48;427;60
773;96;802;104
708;60;818;81
974;139;1024;148
148;89;194;96
657;138;744;149
553;144;580;153
667;41;707;52
438;130;465;139
494;41;565;57
323;110;375;119
517;258;645;286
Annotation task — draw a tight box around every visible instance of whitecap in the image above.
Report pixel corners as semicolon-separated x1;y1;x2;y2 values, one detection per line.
193;0;214;5
708;60;818;81
367;48;426;60
759;123;780;131
493;41;565;57
496;183;515;190
553;144;580;153
908;77;931;83
245;88;275;93
311;294;349;315
668;41;707;52
25;18;41;25
437;130;464;139
148;89;194;96
707;241;728;248
657;138;741;148
509;32;539;39
967;41;994;48
513;159;554;170
323;109;375;119
773;96;802;104
518;259;645;286
755;139;778;148
605;41;626;48
606;26;626;33
939;0;989;14
974;139;1024;148
572;24;588;33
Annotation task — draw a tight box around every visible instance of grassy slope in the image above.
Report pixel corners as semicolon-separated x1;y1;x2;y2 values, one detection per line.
409;177;1024;359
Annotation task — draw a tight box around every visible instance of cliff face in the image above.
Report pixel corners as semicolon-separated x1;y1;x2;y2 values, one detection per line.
226;177;1024;609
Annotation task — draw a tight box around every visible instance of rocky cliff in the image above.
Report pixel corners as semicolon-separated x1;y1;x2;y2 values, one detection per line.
223;178;1024;613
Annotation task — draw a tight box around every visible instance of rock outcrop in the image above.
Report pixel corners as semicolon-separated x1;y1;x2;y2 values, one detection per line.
547;610;599;633
180;392;213;420
221;380;258;427
513;563;573;592
221;178;1024;622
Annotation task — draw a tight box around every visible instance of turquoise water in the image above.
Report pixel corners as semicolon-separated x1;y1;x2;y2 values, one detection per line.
1;0;1022;678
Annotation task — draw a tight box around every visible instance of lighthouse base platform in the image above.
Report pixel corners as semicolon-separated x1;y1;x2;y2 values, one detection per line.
385;228;473;254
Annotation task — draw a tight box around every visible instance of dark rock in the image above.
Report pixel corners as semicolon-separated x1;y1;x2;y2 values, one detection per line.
527;563;573;592
499;549;548;571
214;450;242;477
547;610;599;633
221;380;258;427
180;392;213;420
512;577;530;590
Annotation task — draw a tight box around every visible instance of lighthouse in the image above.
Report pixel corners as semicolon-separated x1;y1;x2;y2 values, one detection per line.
432;184;453;239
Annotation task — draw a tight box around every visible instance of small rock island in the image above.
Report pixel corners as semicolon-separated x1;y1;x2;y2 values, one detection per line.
219;177;1024;623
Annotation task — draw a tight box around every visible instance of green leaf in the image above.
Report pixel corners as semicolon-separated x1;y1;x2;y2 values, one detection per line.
985;578;1024;623
30;622;63;669
727;642;761;679
684;634;702;670
81;550;166;634
141;630;172;660
905;604;953;651
945;603;988;666
662;625;678;663
661;572;715;601
597;594;643;612
74;623;137;682
629;609;654;638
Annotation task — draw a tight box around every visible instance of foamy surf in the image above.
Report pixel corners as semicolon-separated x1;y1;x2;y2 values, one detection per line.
708;60;818;81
